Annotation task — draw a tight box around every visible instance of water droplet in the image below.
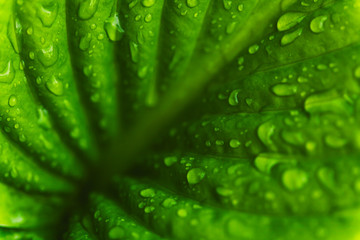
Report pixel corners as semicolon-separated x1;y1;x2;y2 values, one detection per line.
310;15;327;33
140;188;155;198
79;33;92;51
257;121;275;147
37;2;58;27
108;226;125;239
228;89;240;106
271;83;298;96
144;206;155;213
29;51;35;60
164;156;177;167
187;168;205;184
282;168;308;191
248;44;259;54
142;0;156;7
8;95;17;107
46;75;64;96
304;91;350;115
281;27;302;46
223;0;232;10
78;0;99;20
130;41;139;63
254;153;295;173
104;13;125;42
237;4;244;11
354;66;360;79
216;187;233;196
229;139;241;148
177;209;188;218
186;0;198;8
144;13;152;23
277;12;306;31
38;44;58;67
0;61;15;84
317;167;336;190
162;198;177;208
7;15;20;53
324;134;347;148
226;22;237;34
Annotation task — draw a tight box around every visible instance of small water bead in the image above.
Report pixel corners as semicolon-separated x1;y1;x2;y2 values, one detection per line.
229;139;241;148
281;28;303;46
46;75;64;96
38;44;58;67
104;13;125;42
310;15;327;33
354;66;360;78
142;0;156;7
226;22;237;34
144;206;155;213
277;12;306;31
78;0;99;20
248;44;259;54
29;51;35;60
187;168;205;184
140;188;156;198
223;0;232;10
37;2;59;27
282;168;308;191
216;187;233;196
186;0;198;8
177;209;188;218
237;4;244;11
8;95;17;107
130;41;139;63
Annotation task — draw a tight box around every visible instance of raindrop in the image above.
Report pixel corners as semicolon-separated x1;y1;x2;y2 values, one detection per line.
354;66;360;79
142;0;156;7
248;44;259;54
186;0;198;8
162;198;177;208
277;12;306;31
108;226;125;239
310;15;327;33
46;75;64;96
8;95;17;107
38;44;58;67
140;188;156;198
144;13;152;23
37;2;58;27
282;168;308;191
177;209;188;218
164;156;177;167
187;168;205;184
130;41;139;63
78;0;99;20
271;83;298;96
228;89;240;106
281;28;302;46
104;13;125;42
0;61;15;84
223;0;232;10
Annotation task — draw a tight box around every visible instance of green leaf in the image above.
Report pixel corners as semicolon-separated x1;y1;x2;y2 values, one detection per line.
1;0;360;239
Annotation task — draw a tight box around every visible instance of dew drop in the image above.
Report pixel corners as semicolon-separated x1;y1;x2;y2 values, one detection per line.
216;187;233;196
282;168;308;191
277;12;306;32
228;89;240;106
229;139;241;148
186;0;198;8
38;44;58;67
144;13;152;23
162;198;177;208
281;28;302;46
130;41;139;63
177;209;188;218
46;75;64;96
248;44;259;54
79;33;92;51
140;188;156;198
104;13;125;42
0;61;15;84
354;66;360;79
271;83;298;96
108;226;125;239
37;2;58;27
226;22;237;34
8;95;17;107
310;15;327;33
142;0;156;7
78;0;99;20
187;168;205;184
223;0;232;10
144;206;155;213
164;156;177;167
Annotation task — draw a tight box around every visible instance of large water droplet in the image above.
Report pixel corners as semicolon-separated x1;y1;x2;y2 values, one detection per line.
281;28;302;46
38;44;58;67
310;15;327;33
46;76;64;96
162;198;177;208
229;139;241;148
282;168;308;191
228;89;240;106
140;188;155;198
257;121;275;147
277;12;306;31
223;0;232;10
177;208;188;218
0;61;15;84
104;13;125;42
186;0;198;8
108;226;125;239
187;168;205;184
78;0;99;20
271;83;298;96
142;0;156;7
8;95;17;107
37;2;58;27
254;153;295;173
